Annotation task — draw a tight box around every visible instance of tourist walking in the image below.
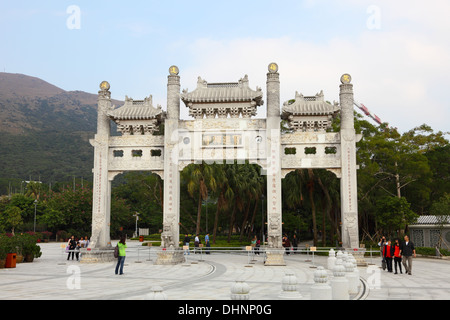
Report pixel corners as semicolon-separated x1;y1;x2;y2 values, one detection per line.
75;240;81;261
382;240;393;272
292;234;298;254
205;233;210;254
282;236;291;255
194;234;200;254
84;236;90;248
115;236;127;275
183;234;190;255
400;235;415;275
393;238;403;274
67;235;77;260
378;235;387;270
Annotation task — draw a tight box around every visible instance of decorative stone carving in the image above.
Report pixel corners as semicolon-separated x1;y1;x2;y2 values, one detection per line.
282;91;339;132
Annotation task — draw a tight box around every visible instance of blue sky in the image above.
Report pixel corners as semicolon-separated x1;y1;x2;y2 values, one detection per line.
1;0;449;135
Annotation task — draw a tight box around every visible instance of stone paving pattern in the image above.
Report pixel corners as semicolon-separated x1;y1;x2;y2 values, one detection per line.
1;242;449;300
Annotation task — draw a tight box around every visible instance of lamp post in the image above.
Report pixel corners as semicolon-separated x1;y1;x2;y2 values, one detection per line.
34;199;38;233
133;212;140;238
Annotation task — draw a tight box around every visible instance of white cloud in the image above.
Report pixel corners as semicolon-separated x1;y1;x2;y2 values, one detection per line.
175;3;450;135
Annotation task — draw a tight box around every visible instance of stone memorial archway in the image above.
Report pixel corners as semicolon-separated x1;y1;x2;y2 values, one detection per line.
87;64;362;265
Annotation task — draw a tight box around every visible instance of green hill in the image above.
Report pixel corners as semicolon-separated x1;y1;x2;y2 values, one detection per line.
0;72;122;194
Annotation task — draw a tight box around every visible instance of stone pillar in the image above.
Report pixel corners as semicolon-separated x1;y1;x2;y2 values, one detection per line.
327;248;337;270
344;258;359;294
339;74;359;250
265;63;285;266
231;280;250;300
331;258;349;300
157;66;184;264
311;266;332;300
89;81;112;249
279;272;303;299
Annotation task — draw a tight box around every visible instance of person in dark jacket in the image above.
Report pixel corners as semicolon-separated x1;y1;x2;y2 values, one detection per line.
393;238;403;274
382;240;394;272
400;235;416;275
67;235;77;260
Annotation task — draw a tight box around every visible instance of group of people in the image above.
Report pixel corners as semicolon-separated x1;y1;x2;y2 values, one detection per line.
379;235;416;275
183;233;211;255
66;235;90;261
282;234;299;255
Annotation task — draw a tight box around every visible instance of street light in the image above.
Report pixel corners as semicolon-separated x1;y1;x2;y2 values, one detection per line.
34;199;38;233
133;212;140;238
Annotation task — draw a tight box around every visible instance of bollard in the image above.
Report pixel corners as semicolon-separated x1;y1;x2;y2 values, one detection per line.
331;259;349;300
145;286;168;300
344;259;359;294
231;280;250;300
327;249;336;270
279;272;302;299
310;266;332;300
348;253;360;290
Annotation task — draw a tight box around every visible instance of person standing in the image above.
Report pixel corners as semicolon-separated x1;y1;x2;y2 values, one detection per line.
292;234;298;254
194;234;200;254
393;238;403;274
205;233;210;254
67;236;77;260
378;236;387;270
382;240;393;272
282;236;291;255
183;234;190;255
75;240;81;261
84;236;90;248
115;236;127;275
400;235;416;275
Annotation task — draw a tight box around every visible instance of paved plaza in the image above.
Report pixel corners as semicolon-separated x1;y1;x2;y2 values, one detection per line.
1;241;449;300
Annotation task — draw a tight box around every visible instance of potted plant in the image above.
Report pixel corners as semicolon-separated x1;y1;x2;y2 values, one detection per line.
0;236;10;268
13;234;24;263
22;233;42;262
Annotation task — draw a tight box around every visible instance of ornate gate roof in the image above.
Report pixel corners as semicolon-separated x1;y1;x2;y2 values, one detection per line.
181;75;263;119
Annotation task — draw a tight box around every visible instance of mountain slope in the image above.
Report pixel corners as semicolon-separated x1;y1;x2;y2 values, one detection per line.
0;73;122;194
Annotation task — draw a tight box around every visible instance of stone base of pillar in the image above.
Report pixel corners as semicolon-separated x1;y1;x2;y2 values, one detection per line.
80;248;115;263
311;284;333;300
155;248;185;265
345;248;368;267
264;248;286;266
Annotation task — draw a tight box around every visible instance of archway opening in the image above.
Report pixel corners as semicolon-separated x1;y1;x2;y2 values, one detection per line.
179;161;267;246
110;171;163;240
282;168;341;247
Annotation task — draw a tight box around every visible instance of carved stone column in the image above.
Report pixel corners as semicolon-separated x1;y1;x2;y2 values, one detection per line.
339;74;359;250
89;81;112;250
265;63;285;266
157;66;184;264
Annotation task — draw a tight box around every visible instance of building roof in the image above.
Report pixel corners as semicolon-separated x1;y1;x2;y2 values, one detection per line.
410;215;450;225
108;95;164;121
282;91;340;119
181;75;263;105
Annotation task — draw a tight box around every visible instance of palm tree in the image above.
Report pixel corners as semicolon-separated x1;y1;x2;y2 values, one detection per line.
210;163;234;244
182;162;217;235
239;164;264;241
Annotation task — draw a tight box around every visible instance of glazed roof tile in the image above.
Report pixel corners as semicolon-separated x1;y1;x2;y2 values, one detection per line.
181;75;263;105
108;96;164;120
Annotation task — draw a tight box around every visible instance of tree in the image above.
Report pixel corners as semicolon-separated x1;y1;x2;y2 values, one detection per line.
375;196;418;237
5;206;23;235
182;162;217;235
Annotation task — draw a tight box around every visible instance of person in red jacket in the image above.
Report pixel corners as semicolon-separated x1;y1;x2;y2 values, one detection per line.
383;239;394;272
393;238;403;274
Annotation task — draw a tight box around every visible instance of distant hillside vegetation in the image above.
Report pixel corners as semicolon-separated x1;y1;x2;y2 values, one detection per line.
0;72;122;194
